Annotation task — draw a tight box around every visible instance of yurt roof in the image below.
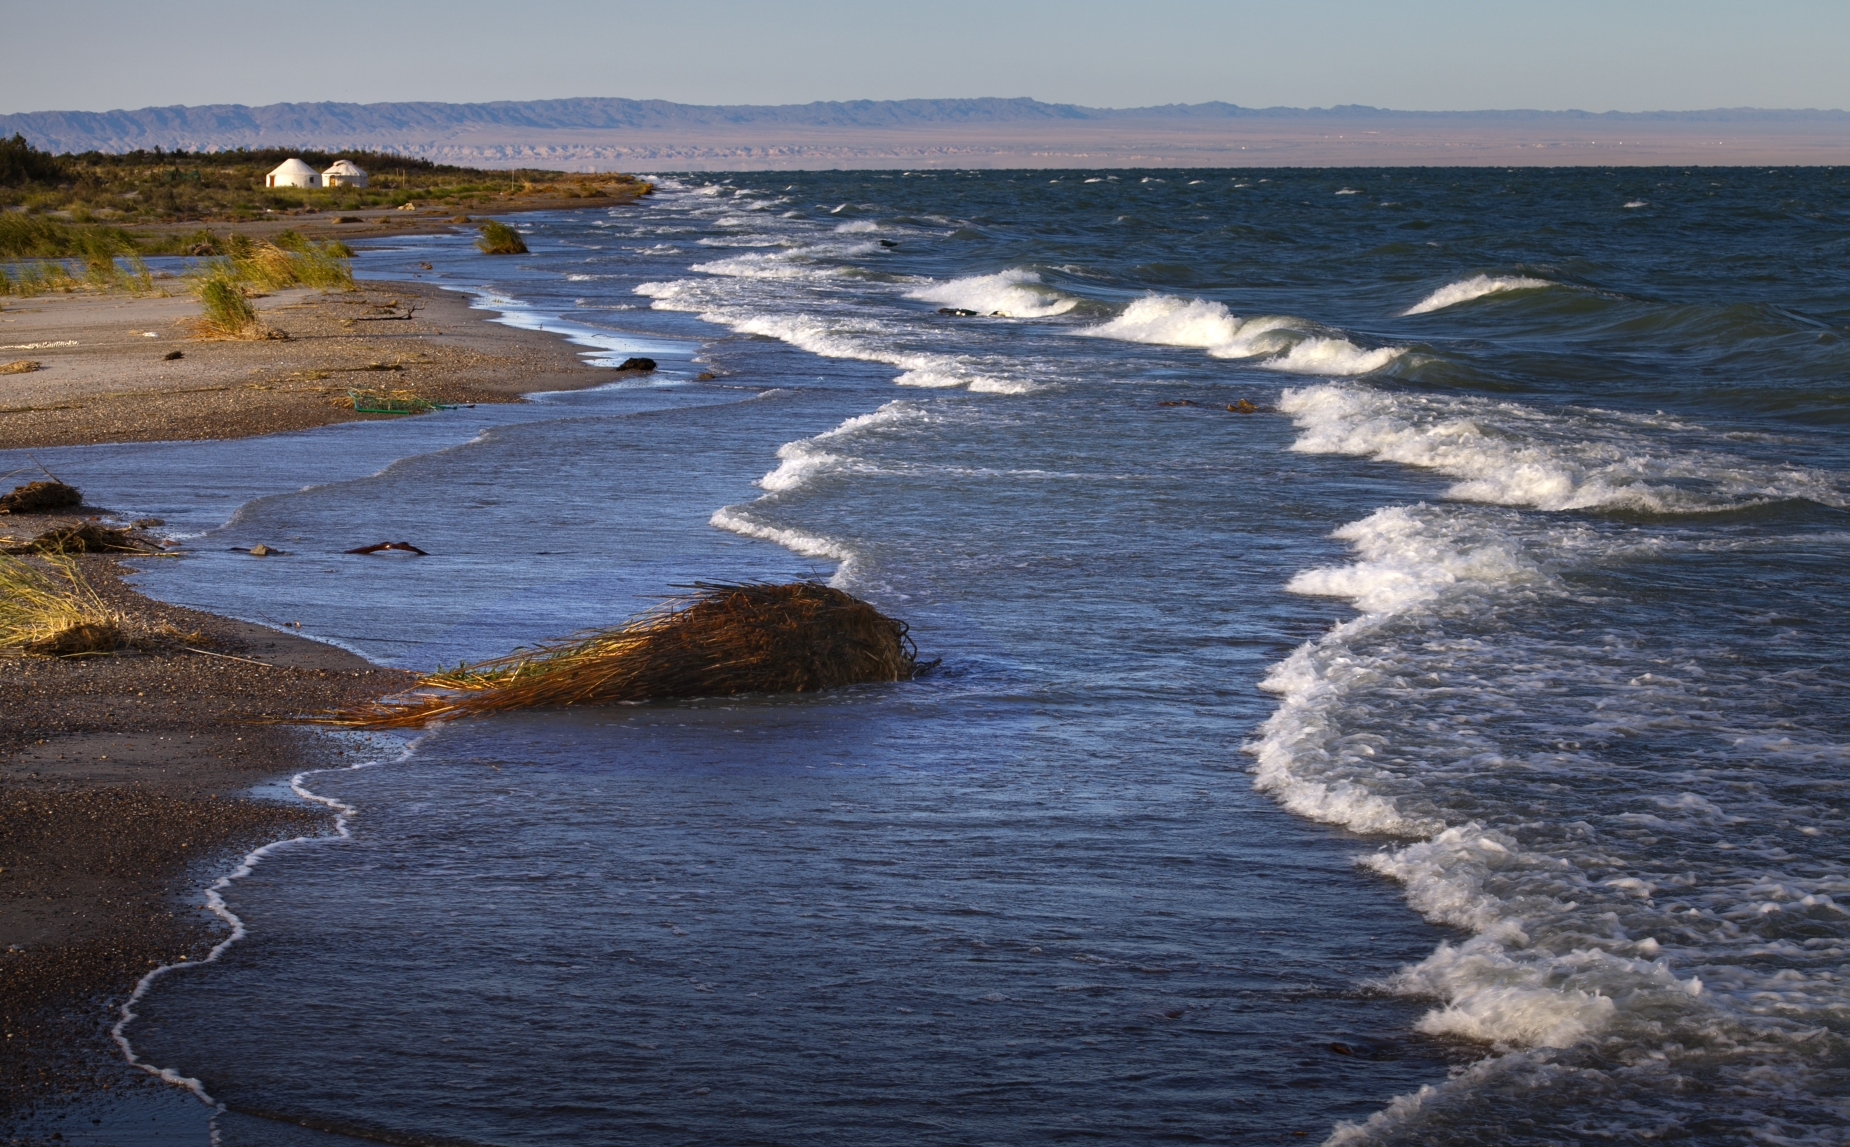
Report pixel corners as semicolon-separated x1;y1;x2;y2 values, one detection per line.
269;158;318;176
323;159;365;174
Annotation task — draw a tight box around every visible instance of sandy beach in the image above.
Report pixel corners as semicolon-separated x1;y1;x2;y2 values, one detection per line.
0;279;626;449
0;271;615;1121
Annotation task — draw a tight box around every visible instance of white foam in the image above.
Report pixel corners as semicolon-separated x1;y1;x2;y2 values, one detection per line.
1258;337;1404;376
1279;382;1850;513
709;506;855;585
112;737;408;1131
637;279;1034;394
1251;497;1850;1140
1080;295;1298;353
1079;295;1401;375
1404;274;1554;316
1249;504;1559;839
904;268;1078;318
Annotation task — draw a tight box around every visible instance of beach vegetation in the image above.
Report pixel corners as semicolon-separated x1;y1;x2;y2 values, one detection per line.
183;230;354;335
193;273;264;338
476;220;528;255
0;134;64;187
310;582;931;729
0;143;649;228
0;553;123;657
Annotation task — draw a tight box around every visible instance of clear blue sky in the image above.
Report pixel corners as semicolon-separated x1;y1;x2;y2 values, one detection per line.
6;0;1848;115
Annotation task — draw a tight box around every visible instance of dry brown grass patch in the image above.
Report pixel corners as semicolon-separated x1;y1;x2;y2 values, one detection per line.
308;582;930;729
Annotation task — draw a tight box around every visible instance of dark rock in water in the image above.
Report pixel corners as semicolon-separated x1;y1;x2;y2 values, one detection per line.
0;480;82;514
938;308;978;317
696;371;718;380
131;518;165;528
879;240;899;248
617;357;657;372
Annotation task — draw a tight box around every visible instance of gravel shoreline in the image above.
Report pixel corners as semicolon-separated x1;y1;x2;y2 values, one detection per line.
0;272;614;1129
0;538;416;1122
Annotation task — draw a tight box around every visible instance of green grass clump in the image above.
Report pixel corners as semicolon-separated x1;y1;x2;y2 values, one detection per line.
0;260;78;297
0;213;141;259
476;220;528;255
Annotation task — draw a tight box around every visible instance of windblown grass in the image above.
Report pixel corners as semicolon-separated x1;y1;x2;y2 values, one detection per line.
186;232;352;336
0;553;123;657
0;213;139;260
476;220;528;255
219;232;354;290
191;272;266;338
310;582;929;729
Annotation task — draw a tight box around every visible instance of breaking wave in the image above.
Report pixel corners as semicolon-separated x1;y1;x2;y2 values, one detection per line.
904;269;1079;318
1279;383;1850;513
1404;274;1554;316
1079;295;1402;376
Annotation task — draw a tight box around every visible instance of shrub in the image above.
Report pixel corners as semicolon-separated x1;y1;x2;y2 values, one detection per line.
0;134;63;187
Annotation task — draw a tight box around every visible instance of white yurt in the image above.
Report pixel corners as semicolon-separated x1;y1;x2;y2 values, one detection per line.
266;158;320;188
322;159;368;188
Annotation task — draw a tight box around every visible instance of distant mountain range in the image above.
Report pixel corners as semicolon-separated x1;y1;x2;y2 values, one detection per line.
5;98;1847;169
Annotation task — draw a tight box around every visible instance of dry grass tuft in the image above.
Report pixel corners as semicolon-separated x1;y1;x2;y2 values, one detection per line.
309;582;929;729
0;359;41;374
189;274;272;339
0;553;125;657
6;522;155;555
185;233;353;338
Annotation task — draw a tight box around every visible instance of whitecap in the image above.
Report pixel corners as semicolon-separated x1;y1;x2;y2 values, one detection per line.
904;268;1078;318
1404;274;1554;316
1080;295;1401;375
1278;382;1850;512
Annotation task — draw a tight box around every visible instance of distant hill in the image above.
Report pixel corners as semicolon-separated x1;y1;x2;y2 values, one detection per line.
4;98;1847;169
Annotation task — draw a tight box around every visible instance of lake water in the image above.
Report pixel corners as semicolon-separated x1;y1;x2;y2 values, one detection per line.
10;167;1848;1144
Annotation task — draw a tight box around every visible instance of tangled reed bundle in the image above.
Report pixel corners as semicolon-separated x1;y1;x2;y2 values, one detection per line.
312;582;929;729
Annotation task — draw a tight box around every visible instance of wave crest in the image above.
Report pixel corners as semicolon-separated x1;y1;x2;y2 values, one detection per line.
1404;275;1553;316
904;269;1079;318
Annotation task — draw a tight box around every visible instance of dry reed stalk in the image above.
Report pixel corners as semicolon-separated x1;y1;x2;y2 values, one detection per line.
309;582;928;729
0;553;124;657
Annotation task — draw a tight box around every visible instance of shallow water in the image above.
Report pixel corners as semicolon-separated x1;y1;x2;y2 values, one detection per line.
7;167;1848;1144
